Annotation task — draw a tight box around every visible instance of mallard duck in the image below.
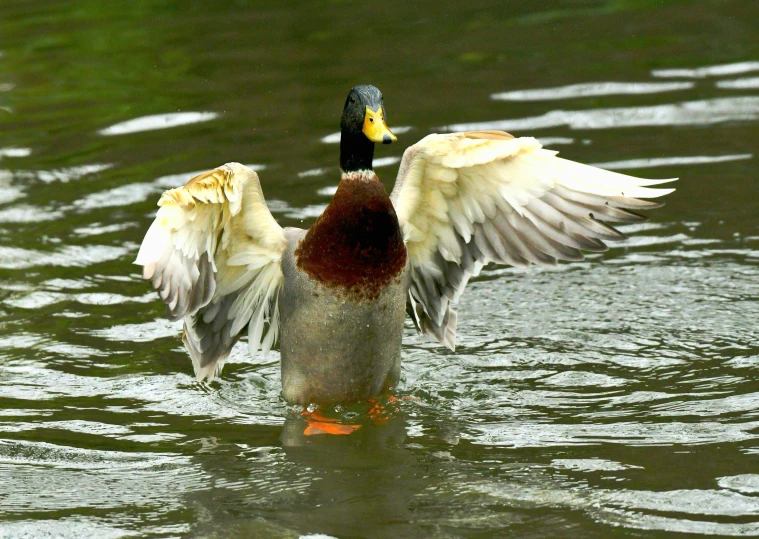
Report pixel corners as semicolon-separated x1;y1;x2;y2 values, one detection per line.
135;85;675;405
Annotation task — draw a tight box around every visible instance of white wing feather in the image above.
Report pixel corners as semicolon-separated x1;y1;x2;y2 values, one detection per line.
390;132;676;350
135;162;285;381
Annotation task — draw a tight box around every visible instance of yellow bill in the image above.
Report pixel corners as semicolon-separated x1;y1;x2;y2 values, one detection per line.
363;106;397;144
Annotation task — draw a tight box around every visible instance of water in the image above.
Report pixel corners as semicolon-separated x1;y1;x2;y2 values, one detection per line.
1;1;758;537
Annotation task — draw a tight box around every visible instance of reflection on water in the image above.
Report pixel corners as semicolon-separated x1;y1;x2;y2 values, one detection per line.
2;0;759;537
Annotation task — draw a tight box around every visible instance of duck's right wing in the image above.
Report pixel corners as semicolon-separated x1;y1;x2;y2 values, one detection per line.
135;162;286;381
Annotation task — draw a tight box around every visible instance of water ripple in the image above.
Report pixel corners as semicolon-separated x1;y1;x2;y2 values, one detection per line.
0;147;31;158
0;245;132;269
31;163;113;184
0;169;23;205
0;519;135;539
444;97;759;132
492;81;694;101
719;475;759;495
98;112;219;136
717;76;759;89
593;153;753;170
89;318;182;342
0;205;65;223
652;60;759;79
3;291;155;309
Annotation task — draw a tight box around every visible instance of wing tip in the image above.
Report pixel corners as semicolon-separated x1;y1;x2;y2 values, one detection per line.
188;345;228;384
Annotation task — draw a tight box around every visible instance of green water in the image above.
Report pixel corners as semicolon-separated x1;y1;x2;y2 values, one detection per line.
2;1;759;537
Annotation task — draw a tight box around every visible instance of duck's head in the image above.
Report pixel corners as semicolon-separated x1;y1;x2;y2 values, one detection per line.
339;85;397;172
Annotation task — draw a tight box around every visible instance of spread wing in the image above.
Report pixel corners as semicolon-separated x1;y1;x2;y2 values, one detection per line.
390;131;676;350
135;162;286;381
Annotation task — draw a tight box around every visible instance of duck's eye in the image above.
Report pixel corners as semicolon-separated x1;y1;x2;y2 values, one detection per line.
370;117;374;123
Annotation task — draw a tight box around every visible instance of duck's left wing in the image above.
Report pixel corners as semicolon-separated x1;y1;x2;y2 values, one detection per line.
135;163;285;381
390;131;676;350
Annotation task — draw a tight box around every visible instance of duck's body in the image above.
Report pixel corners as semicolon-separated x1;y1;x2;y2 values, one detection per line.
279;171;410;404
135;85;676;406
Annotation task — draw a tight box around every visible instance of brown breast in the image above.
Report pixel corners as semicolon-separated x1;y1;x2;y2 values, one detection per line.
295;170;407;301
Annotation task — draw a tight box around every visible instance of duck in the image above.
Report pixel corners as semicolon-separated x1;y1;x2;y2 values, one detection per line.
135;84;675;406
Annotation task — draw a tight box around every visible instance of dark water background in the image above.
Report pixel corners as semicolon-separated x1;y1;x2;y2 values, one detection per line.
2;1;759;537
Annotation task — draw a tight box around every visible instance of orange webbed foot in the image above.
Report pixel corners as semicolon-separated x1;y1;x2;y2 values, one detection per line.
301;408;362;436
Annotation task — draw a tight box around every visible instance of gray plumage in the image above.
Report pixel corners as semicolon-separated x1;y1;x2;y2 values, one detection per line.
278;228;410;405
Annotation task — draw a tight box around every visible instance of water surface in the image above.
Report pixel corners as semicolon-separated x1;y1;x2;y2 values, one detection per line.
1;1;759;537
